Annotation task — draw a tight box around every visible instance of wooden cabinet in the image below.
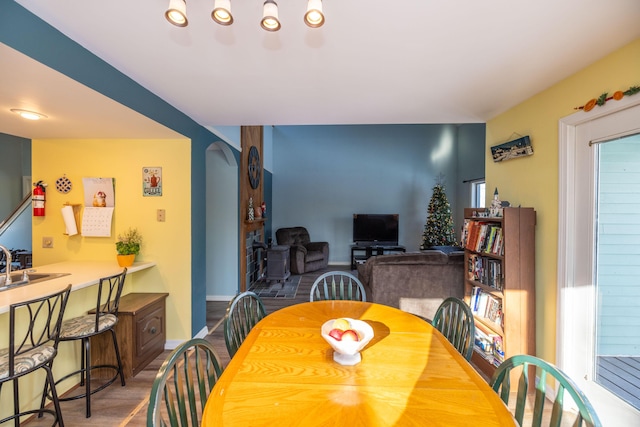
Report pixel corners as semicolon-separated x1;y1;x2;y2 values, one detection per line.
91;292;168;379
462;207;536;379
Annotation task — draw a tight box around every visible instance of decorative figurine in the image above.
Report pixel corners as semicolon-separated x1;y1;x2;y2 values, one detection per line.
261;201;267;218
248;197;255;221
489;188;503;217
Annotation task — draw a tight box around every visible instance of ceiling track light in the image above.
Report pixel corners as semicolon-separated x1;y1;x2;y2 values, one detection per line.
304;0;324;28
212;0;233;25
165;0;188;27
261;0;281;32
10;109;48;120
167;0;323;31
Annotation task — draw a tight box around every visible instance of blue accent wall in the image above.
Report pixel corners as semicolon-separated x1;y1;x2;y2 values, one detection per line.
271;124;485;262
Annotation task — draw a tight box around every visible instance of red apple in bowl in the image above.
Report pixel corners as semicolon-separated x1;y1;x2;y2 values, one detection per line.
340;329;359;342
328;328;344;341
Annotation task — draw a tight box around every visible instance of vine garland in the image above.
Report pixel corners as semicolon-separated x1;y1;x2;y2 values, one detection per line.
575;84;640;112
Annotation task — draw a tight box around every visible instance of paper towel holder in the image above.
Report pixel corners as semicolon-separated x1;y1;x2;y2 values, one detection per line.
62;203;82;236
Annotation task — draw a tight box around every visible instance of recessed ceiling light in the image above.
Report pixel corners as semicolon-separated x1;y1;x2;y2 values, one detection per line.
10;109;48;120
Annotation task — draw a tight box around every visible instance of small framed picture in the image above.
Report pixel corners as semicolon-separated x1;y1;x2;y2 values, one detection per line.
143;167;162;197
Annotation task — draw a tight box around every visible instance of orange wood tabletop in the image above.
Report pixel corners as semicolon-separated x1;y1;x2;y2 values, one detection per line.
202;300;515;426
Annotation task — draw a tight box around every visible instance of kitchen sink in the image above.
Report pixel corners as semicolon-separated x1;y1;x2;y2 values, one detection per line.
0;272;70;291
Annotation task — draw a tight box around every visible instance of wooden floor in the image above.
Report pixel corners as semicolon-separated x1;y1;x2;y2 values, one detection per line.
23;265;349;427
22;264;567;426
596;356;640;411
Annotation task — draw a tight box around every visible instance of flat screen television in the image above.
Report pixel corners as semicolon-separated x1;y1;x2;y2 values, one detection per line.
353;214;399;246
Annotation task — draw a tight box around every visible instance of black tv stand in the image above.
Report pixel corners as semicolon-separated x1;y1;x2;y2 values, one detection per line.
350;244;406;270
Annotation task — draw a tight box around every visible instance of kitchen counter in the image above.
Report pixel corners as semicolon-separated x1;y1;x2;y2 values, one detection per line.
0;260;156;314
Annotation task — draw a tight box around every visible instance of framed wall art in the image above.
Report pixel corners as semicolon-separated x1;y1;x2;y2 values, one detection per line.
491;135;533;162
143;167;162;196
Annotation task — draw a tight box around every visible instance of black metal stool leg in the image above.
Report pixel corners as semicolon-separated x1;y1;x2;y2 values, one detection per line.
109;328;126;387
44;364;65;427
80;338;86;387
84;337;91;418
13;378;19;427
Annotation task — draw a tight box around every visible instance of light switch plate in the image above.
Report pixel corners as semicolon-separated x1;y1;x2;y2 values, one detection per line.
157;209;166;222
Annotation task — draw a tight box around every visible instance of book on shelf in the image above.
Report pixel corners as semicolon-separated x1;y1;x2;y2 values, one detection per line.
470;286;503;328
475;318;505;366
463;219;503;255
466;255;503;290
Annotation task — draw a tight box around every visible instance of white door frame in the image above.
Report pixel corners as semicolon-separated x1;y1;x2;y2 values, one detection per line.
558;94;640;424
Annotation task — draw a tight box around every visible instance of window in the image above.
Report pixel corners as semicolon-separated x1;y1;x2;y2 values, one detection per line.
471;180;485;208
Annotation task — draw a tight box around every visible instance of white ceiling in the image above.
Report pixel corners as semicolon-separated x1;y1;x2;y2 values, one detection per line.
5;0;640;139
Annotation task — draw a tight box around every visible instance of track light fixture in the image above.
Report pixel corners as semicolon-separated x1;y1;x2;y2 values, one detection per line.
165;0;325;31
212;0;233;26
260;0;281;32
165;0;188;27
304;0;324;28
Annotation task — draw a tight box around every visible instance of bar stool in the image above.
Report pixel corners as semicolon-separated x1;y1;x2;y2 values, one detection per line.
47;268;127;418
0;284;71;427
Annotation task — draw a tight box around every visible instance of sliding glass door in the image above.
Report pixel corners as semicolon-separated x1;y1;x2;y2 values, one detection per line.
558;99;640;425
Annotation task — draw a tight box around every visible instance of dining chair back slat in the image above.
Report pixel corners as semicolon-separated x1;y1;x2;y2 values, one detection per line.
310;271;366;302
147;338;223;427
431;297;475;360
223;291;267;358
490;354;602;427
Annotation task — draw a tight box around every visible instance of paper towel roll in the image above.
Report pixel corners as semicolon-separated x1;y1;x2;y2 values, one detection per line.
61;205;78;236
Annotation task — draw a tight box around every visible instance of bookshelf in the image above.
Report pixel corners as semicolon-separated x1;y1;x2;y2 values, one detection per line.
462;207;536;379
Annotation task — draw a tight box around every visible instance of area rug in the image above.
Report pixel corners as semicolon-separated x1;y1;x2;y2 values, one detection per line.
249;275;301;299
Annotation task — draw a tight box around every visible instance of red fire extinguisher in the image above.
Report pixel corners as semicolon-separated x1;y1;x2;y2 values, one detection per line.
33;181;46;217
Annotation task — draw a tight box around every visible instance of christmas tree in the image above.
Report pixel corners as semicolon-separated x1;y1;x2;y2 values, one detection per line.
420;182;458;249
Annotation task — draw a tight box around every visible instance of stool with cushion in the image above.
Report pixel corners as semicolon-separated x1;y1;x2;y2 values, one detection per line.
0;284;71;427
46;268;127;418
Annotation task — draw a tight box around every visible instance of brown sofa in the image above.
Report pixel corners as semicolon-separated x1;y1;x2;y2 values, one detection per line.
357;249;464;320
275;227;329;275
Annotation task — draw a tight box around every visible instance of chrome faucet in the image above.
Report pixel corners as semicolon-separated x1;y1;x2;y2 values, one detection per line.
0;245;12;285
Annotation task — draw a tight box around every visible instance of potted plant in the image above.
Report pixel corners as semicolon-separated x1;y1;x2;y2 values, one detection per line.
116;227;142;267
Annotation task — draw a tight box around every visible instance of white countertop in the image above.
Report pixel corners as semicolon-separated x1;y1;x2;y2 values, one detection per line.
0;260;156;314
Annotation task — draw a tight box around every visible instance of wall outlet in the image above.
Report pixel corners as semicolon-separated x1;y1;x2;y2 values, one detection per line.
42;237;53;248
157;209;166;222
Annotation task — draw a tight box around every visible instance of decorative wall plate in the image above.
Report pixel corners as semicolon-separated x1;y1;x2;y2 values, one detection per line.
55;175;72;194
248;146;261;189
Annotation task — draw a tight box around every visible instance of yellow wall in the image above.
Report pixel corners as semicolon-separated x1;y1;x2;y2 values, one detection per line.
485;38;640;363
31;138;192;342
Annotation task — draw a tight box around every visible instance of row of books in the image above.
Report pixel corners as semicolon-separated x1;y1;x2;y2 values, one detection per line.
467;254;503;290
462;220;504;256
470;286;503;327
474;322;504;367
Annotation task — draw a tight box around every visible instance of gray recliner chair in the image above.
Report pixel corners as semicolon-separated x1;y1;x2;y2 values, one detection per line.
275;227;329;275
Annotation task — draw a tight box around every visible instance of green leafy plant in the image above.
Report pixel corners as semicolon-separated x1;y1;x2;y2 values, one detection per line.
116;227;142;255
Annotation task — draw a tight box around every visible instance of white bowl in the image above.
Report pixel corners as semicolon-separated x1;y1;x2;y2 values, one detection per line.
321;318;374;365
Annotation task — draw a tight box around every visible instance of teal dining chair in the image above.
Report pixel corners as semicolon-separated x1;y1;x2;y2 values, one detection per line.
310;271;367;302
431;297;475;361
223;291;267;358
489;354;602;427
147;338;224;427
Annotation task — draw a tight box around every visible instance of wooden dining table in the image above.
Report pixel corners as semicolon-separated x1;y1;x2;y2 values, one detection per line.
202;300;516;426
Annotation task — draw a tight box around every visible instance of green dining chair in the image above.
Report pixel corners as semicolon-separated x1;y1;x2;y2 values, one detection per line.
431;297;475;361
223;291;267;358
147;338;224;427
489;354;602;427
310;271;367;302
